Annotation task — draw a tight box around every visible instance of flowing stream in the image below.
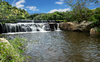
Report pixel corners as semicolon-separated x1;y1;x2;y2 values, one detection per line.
4;31;100;62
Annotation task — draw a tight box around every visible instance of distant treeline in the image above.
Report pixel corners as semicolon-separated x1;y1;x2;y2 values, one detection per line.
27;7;100;23
0;0;100;23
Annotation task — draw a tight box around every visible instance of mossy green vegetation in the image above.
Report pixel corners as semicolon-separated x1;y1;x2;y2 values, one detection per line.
0;1;30;23
0;37;27;62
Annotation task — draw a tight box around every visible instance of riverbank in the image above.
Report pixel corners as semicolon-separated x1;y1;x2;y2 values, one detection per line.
0;37;26;62
59;21;100;34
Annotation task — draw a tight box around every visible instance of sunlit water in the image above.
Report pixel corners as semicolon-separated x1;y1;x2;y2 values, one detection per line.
4;31;100;62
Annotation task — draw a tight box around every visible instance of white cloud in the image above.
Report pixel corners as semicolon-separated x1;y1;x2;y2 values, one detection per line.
55;0;64;5
16;0;25;8
48;8;70;13
26;6;39;11
12;0;16;7
55;2;63;5
12;0;39;12
12;0;25;8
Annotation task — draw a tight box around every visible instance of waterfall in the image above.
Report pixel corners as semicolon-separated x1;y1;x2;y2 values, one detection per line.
1;22;61;33
54;25;56;31
32;20;34;23
56;23;61;31
1;23;52;33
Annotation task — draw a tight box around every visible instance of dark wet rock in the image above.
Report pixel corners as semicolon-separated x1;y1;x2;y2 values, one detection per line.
0;24;3;33
11;26;16;32
49;23;57;31
27;27;32;32
37;29;40;31
21;26;26;32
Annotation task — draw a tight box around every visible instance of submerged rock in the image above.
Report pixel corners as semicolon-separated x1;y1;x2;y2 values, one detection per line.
59;21;93;32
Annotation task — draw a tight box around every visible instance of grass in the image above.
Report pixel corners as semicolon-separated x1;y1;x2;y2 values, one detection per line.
0;37;27;62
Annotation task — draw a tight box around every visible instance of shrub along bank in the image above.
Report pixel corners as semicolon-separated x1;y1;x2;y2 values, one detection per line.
0;37;27;62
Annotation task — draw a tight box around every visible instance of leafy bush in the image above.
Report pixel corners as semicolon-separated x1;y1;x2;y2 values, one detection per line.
0;37;27;62
1;20;17;24
88;15;98;22
97;27;100;32
0;34;4;38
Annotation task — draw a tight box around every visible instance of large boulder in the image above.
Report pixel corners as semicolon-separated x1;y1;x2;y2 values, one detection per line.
59;22;77;31
90;27;100;34
59;21;93;32
0;38;10;45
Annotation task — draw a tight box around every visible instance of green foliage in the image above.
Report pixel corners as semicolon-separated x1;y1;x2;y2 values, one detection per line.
0;0;100;23
0;34;4;38
1;0;99;23
1;19;17;24
9;37;27;51
27;13;39;19
0;1;30;23
88;15;98;21
88;7;100;22
32;11;64;21
27;6;100;23
97;26;100;32
64;0;100;22
0;0;2;2
0;37;27;62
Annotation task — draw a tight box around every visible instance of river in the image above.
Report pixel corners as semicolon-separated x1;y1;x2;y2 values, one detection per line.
4;31;100;62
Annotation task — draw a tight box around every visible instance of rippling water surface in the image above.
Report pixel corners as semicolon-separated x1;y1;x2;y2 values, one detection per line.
4;31;100;62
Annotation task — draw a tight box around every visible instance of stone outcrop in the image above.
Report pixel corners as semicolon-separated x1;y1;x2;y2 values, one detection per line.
90;27;100;34
59;21;93;32
49;23;57;31
0;38;13;50
0;38;10;45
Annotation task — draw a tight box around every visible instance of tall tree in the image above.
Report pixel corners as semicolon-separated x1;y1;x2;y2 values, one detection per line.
65;0;100;22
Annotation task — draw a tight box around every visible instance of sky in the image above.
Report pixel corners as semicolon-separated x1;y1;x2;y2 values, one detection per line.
4;0;100;14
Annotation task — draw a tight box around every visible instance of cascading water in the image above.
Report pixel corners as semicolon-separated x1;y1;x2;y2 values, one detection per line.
54;25;56;31
56;23;61;31
1;22;61;33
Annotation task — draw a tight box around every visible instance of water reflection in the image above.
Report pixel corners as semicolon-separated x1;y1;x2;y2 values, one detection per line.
5;31;100;62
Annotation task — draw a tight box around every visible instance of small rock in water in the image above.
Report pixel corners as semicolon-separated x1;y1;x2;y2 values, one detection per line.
37;29;40;31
